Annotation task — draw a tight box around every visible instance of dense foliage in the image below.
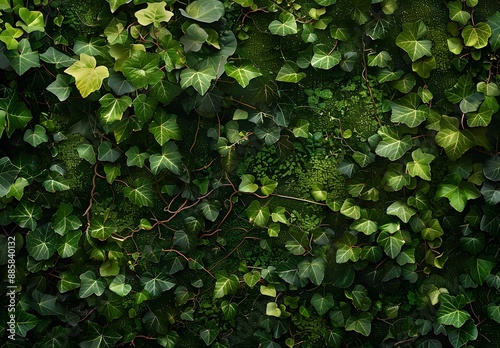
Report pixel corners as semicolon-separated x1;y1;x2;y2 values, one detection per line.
1;0;500;347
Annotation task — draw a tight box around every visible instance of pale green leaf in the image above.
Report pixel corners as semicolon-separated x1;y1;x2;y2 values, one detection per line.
225;60;262;88
135;1;174;27
179;0;225;23
64;54;109;98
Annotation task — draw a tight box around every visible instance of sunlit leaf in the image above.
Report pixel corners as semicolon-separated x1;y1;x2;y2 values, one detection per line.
135;1;174;27
462;22;492;49
396;20;432;61
436;294;470;328
122;51;165;88
79;271;106;298
268;12;297;36
64;54;109;98
149;142;183;175
435;173;480;212
5;39;40;76
225;60;262;88
311;44;341;70
213;271;239;300
179;0;225;23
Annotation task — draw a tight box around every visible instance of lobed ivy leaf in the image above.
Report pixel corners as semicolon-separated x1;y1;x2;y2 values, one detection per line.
64;54;109;98
260;176;278;196
407;149;435;181
122;51;165;89
79;271;107;298
396;20;432;61
124;178;154;207
390;93;428;128
467;256;496;285
243;270;261;288
435;173;481;212
268;12;298;36
375;126;412;161
487;11;500;51
448;0;470;26
213;271;239;300
40;47;76;69
26;224;56;260
79;321;122;348
0;23;23;50
141;270;176;297
412;56;436;78
11;201;42;231
89;216;117;241
149;142;183;175
179;0;224;23
311;44;341;70
57;271;80;293
483;156;500;181
149;111;182;146
180;66;216;95
135;1;173;27
16;8;45;33
298;257;326;286
32;290;64;316
24;124;48;147
448;320;478;348
345;285;372;311
76;143;96;165
462;22;492;49
5;39;40;76
310;293;334;315
125;146;149;168
467;96;499;127
345;312;372;336
98;141;121;163
198;199;221;222
109;274;132;296
46;74;72;102
377;230;405;259
246;200;270;226
56;230;81;258
390;73;416;93
435;115;484;161
15;311;39;338
6;177;29;200
107;0;132;13
180;23;208;52
225;60;262;88
436;294;470;328
52;203;82;236
98;94;132;124
239;174;258;193
368;51;392;68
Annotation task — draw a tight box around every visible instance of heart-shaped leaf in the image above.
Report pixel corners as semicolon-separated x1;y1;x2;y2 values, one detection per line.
225;60;262;88
268;12;297;36
396;20;432;61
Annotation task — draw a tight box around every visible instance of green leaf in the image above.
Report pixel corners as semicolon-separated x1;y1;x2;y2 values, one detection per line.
246;200;270;227
56;230;81;258
268;12;298;36
149;111;182;146
239;174;259;193
276;60;307;83
76;143;96;165
11;201;42;230
407;149;435;181
350;217;378;235
57;271;80;293
467;256;496;285
0;23;23;50
180;23;208;52
448;320;478;348
125;146;149;168
462;22;492;49
255;123;281;145
180;66;216;95
141;270;176;297
124;178;154;207
375;126;412;161
435;115;476;161
310;184;327;201
421;219;444;242
107;0;132;13
150;142;183;175
16;7;45;33
345;312;372;336
109;274;132;296
179;0;225;23
368;51;392;68
198;199;221;222
396;20;433;61
221;301;238;320
79;270;106;298
390;73;416;93
98;93;132;124
314;0;336;5
89;216;117;241
26;224;56;260
487;11;500;51
390;93;428;128
52;203;82;236
64;54;109;98
436;294;470;328
5;39;40;75
448;0;470;26
15;310;39;338
32;290;64;316
412;56;436;78
225;60;262;88
6;177;28;200
40;47;76;69
340;198;361;220
298;257;326;285
243;270;261;288
0;157;19;197
447;37;463;55
310;293;334;315
260;176;278;196
293;119;309;138
98;141;121;163
435;174;481;212
23;125;48;148
46;74;72;102
135;1;173;27
487;303;500;323
214;271;239;300
377;230;405;259
122;51;164;88
199;322;219;346
265;302;281;317
311;44;341;70
483;156;500;181
468;96;499;127
345;284;372;311
383;163;411;191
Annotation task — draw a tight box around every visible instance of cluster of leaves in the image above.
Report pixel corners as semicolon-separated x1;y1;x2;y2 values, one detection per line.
1;0;500;347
